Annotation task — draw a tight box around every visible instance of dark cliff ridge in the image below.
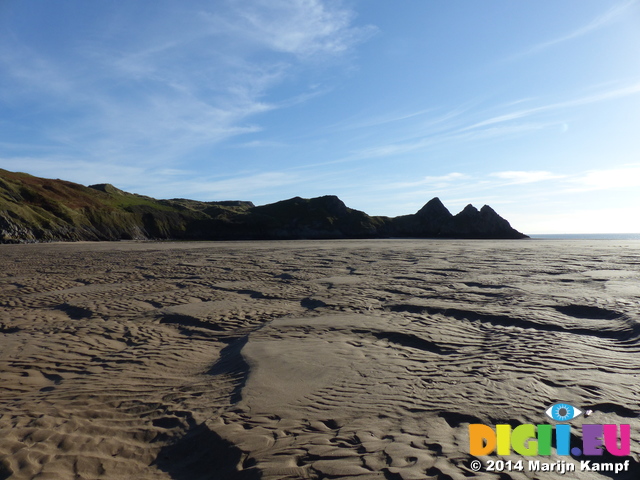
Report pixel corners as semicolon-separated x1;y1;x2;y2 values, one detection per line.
0;169;528;243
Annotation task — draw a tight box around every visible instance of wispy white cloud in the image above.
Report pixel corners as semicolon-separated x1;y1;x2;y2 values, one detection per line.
290;76;640;173
232;140;288;148
0;1;372;169
203;0;376;58
1;43;270;165
486;165;640;198
337;107;435;131
322;120;550;167
0;156;147;188
464;82;640;131
490;170;565;185
155;168;196;177
0;43;74;100
568;164;640;191
485;166;640;196
367;162;640;217
510;0;638;59
0;154;305;202
285;77;640;177
388;172;470;189
511;206;640;234
144;171;301;200
321;101;476;140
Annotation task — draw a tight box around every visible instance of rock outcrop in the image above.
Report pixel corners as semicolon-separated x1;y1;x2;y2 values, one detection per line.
439;204;520;238
386;197;525;239
0;169;528;243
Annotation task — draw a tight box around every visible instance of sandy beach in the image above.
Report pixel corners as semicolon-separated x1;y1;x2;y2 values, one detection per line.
1;239;639;480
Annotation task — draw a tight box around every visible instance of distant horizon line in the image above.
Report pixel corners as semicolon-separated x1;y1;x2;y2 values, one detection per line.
528;233;640;238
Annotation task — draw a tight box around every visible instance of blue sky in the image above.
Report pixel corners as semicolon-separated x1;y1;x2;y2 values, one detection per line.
1;1;640;233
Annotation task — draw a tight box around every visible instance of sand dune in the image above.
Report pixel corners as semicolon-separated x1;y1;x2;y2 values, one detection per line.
1;239;639;479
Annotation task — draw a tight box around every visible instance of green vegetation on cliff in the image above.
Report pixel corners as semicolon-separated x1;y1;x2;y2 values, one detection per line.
0;169;527;243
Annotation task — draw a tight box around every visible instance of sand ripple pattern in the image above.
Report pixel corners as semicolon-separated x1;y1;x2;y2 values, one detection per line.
1;239;639;479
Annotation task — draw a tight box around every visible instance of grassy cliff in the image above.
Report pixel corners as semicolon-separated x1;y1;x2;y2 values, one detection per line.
0;169;527;242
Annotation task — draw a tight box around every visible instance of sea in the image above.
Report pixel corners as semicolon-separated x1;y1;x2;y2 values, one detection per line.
529;233;640;240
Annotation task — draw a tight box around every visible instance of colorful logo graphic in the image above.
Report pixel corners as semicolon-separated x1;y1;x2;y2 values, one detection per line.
546;403;582;422
469;403;631;457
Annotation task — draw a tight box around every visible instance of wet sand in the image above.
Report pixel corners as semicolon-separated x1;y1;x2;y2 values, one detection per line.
1;239;639;480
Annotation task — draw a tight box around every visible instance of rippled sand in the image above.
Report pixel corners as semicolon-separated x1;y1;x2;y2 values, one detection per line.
1;239;639;480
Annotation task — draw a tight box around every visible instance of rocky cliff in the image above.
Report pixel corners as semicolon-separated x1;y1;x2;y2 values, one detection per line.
0;169;528;243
